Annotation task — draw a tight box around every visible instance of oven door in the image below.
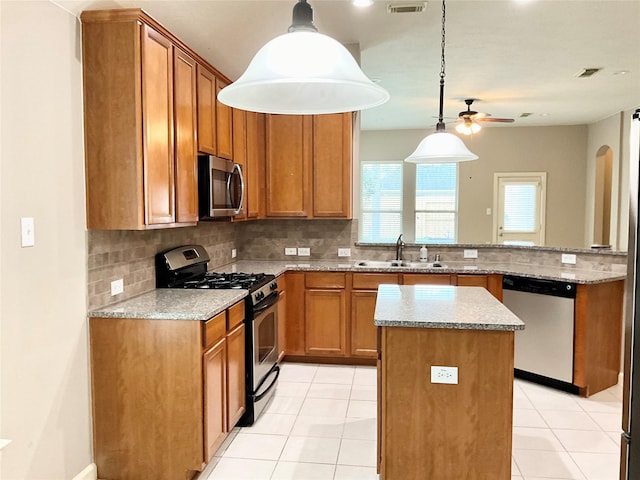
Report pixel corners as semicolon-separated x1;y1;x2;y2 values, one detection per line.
252;292;279;390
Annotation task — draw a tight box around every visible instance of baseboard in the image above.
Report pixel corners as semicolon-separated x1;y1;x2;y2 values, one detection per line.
72;463;97;480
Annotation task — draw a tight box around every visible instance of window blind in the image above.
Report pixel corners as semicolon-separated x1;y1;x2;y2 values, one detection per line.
503;183;537;232
360;162;402;242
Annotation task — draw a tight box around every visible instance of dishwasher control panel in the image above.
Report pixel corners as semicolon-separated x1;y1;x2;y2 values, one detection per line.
503;275;576;299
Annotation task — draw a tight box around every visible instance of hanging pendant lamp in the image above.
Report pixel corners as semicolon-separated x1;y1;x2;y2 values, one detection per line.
405;0;478;163
217;0;390;115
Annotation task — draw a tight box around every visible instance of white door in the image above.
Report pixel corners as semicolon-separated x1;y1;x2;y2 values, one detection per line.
493;173;547;245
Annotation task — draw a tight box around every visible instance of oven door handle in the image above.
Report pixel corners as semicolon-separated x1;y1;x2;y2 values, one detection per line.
253;291;279;313
254;364;280;403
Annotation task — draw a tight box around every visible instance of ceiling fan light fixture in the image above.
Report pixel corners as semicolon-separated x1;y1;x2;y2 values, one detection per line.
353;0;375;7
218;0;390;114
405;132;478;163
455;120;481;135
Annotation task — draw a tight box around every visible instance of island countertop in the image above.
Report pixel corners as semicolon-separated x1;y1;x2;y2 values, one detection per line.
374;284;525;331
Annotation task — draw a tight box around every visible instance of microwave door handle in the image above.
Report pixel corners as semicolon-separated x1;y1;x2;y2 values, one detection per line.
229;163;245;214
209;162;215;217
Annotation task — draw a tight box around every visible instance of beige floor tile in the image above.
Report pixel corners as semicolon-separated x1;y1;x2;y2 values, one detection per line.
512;449;585;479
512;426;564;451
279;436;341;464
290;415;345;438
270;461;336;479
313;365;356;384
334;465;379;480
337;439;377;467
299;397;349;417
223;433;287;460
554;429;618;453
307;383;352;399
569;452;619;480
207;458;276;480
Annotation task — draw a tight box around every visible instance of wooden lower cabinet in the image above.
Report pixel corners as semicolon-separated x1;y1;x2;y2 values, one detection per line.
305;288;347;355
402;273;452;285
277;274;287;360
204;337;227;461
89;299;245;480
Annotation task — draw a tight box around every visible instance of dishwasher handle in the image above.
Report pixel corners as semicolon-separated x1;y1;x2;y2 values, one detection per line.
503;275;577;299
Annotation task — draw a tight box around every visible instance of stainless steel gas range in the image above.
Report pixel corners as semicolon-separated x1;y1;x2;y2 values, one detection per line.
155;245;279;426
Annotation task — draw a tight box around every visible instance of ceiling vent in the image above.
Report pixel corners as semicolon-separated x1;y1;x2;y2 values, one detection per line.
387;2;427;13
520;112;534;118
576;68;602;78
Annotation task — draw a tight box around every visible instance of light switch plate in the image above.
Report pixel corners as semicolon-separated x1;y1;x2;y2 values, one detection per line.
21;217;35;247
111;279;124;296
297;247;311;256
338;248;351;257
285;247;297;256
231;248;237;259
463;249;478;259
431;366;458;384
561;253;577;265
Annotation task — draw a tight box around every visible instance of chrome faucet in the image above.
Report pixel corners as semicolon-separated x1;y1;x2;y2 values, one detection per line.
395;234;405;261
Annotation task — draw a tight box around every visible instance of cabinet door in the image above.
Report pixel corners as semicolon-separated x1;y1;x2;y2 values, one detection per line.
196;64;216;155
277;275;287;360
266;115;311;217
246;112;266;219
402;274;452;285
216;79;233;160
313;113;352;218
456;274;488;288
173;47;198;223
285;273;306;355
351;291;378;358
204;338;226;461
305;289;346;356
226;323;246;430
141;24;175;225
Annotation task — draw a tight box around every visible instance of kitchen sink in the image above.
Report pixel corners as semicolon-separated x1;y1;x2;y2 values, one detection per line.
354;260;448;269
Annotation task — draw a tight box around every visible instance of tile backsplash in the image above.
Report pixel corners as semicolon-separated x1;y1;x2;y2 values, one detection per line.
87;218;627;310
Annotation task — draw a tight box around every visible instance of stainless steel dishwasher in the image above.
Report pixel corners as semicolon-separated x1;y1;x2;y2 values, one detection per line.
502;275;577;391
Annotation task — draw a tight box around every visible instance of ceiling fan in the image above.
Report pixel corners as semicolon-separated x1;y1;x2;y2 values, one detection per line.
455;98;514;135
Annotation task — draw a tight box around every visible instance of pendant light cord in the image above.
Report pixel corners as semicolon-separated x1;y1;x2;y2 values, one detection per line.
436;0;446;132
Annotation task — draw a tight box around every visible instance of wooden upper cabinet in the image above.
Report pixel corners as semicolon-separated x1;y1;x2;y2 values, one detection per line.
216;79;234;160
266;115;312;217
246;112;266;219
313;113;353;218
81;10;205;230
173;47;198;223
196;64;217;155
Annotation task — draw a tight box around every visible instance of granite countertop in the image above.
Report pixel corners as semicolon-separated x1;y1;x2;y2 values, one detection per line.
213;260;625;284
374;284;525;331
89;289;247;321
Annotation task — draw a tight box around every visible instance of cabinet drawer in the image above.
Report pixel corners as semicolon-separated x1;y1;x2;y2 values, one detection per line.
402;274;452;285
305;273;346;289
228;301;245;331
353;273;400;290
204;311;226;349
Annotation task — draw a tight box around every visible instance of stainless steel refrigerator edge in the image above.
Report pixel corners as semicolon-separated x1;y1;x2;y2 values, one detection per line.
622;108;640;479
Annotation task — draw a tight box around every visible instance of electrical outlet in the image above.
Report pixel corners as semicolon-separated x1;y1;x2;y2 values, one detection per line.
463;249;478;259
338;248;351;257
297;247;310;256
486;207;492;215
285;247;297;256
21;217;35;247
561;253;577;265
231;248;237;259
430;366;458;385
111;279;124;296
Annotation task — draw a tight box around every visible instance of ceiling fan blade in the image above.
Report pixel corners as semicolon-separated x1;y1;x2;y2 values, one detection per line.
476;117;515;123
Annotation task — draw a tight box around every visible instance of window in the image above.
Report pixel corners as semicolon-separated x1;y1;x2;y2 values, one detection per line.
360;162;402;243
360;161;458;243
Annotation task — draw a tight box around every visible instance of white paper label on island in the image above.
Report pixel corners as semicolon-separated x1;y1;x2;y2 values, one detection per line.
561;272;577;280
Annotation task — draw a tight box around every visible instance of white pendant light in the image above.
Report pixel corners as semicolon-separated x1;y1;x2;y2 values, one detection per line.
405;0;478;163
218;0;390;115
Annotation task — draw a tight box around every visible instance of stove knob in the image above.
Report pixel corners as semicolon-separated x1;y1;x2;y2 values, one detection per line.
270;282;278;291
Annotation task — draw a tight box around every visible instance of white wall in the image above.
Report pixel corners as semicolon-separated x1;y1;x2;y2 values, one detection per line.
1;1;92;478
360;125;588;248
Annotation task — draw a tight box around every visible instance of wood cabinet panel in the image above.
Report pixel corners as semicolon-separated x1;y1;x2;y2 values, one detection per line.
215;79;233;160
351;291;378;358
352;273;400;290
285;273;306;355
226;324;245;430
277;275;287;360
312;113;352;218
305;272;346;289
574;280;624;396
89;318;203;480
266;115;311;217
402;274;452;285
204;338;226;461
173;47;198;223
196;64;216;155
204;311;226;349
456;274;488;288
246;112;266;219
141;24;175;225
305;289;347;355
227;300;245;330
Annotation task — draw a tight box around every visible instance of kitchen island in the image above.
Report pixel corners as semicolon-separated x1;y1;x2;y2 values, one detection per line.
374;285;524;480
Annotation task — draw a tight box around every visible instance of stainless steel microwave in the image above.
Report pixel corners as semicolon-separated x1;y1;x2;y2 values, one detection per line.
198;155;244;219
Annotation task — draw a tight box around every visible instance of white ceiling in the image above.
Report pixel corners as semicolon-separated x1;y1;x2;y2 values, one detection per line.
57;0;640;131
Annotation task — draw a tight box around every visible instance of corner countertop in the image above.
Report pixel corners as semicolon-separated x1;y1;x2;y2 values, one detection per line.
374;284;525;331
212;260;625;284
89;289;247;321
